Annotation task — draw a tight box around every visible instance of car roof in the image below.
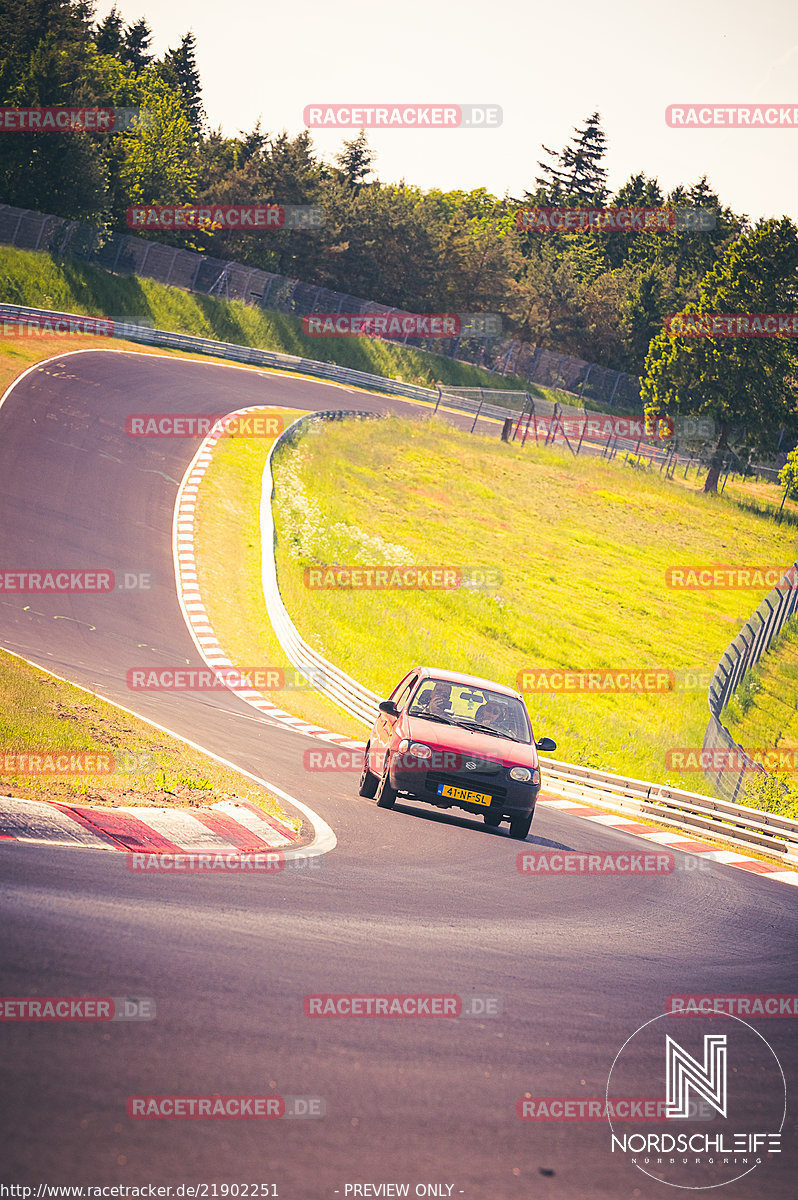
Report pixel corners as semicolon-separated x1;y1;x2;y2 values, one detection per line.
410;666;522;700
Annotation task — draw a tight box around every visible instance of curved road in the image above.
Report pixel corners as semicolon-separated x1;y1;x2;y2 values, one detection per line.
0;350;796;1198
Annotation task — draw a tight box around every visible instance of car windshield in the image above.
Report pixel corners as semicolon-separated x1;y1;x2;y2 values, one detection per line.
408;680;531;743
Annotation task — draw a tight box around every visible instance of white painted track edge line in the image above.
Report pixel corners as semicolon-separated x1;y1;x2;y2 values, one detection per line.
170;407;338;859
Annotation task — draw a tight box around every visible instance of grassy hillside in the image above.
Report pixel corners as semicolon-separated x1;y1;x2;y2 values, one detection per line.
264;415;795;798
0;245;538;396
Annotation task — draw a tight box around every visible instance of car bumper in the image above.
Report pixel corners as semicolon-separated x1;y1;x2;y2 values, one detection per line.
389;761;539;818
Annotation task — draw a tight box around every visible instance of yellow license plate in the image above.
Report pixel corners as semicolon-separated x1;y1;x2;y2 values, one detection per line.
437;784;492;806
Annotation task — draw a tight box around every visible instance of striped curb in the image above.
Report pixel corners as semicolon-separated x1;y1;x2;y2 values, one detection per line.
172;406;365;751
0;794;297;853
537;795;798;888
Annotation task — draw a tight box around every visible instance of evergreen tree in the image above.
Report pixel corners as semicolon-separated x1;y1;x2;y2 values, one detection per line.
536;111;608;202
335;129;375;192
163;31;205;137
94;5;125;56
0;1;107;219
123;17;153;70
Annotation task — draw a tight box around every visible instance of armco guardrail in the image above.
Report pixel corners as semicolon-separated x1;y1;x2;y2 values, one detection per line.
0;303;604;433
543;759;798;866
259;412;797;867
703;562;798;803
260;412;383;728
0;302;441;406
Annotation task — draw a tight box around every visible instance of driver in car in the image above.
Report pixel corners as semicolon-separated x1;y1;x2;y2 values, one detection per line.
424;681;452;718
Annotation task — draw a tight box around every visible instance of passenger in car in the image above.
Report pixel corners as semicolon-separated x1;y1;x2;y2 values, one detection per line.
476;700;515;735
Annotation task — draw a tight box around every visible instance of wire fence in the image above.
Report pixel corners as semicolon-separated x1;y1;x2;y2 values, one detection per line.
495;340;643;410
494;393;789;490
0;202;643;407
441;389;722;472
704;564;798;802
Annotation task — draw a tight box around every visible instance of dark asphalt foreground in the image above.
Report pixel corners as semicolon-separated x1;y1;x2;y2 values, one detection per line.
0;350;796;1199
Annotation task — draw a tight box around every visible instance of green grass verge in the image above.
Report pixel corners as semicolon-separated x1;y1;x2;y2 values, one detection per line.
191;410;366;738
0;647;299;826
0;244;540;394
262;414;796;801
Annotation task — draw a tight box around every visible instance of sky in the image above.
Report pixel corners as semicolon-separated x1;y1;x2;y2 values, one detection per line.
104;0;798;223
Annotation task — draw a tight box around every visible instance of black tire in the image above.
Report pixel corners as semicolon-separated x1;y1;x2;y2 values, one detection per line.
483;810;503;828
375;758;397;809
509;812;533;840
358;748;378;798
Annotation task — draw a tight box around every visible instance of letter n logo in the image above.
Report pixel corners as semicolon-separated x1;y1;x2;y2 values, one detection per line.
665;1034;727;1118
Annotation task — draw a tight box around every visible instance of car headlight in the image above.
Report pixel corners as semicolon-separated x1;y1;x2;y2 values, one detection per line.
397;740;432;759
509;766;533;782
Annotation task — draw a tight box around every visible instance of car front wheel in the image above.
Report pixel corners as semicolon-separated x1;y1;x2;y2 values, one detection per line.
375;758;398;809
509;812;533;840
483;810;503;828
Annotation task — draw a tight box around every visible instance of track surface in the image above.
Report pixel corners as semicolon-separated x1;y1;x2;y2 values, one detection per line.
1;351;796;1198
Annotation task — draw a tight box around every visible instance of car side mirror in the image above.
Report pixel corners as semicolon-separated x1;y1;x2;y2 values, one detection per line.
536;736;557;752
378;700;399;716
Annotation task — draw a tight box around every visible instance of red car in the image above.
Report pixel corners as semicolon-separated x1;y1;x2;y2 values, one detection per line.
359;667;557;840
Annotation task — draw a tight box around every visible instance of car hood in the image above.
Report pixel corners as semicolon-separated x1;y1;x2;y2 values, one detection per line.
405;714;538;769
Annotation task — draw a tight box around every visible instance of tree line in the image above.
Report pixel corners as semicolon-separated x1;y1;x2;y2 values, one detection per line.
2;1;797;479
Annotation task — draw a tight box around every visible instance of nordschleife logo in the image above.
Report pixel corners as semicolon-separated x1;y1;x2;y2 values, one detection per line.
606;1011;786;1189
665;1034;727;1119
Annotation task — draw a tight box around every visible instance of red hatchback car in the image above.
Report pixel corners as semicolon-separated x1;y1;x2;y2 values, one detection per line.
359;667;557;839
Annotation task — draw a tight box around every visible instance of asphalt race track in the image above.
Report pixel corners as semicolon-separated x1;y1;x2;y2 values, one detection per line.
1;350;797;1198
